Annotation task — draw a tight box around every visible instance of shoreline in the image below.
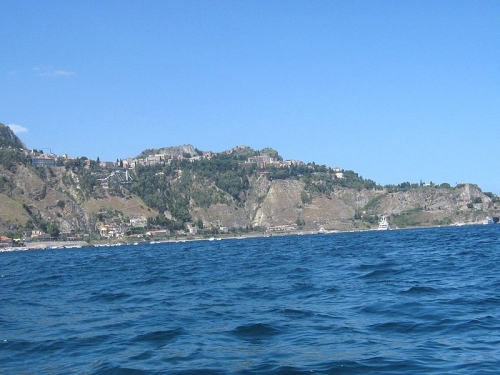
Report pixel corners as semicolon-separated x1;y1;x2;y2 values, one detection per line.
0;240;91;252
1;222;494;252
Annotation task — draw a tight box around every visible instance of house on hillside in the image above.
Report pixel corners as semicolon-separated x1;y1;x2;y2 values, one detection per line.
130;216;147;228
31;157;56;167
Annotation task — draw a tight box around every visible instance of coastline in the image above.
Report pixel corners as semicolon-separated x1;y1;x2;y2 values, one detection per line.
1;221;493;253
0;240;90;252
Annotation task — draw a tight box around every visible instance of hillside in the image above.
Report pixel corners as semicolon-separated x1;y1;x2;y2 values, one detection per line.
0;123;26;149
0;122;499;241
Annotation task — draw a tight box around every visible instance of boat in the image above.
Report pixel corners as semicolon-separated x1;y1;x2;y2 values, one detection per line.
378;216;390;230
482;217;494;225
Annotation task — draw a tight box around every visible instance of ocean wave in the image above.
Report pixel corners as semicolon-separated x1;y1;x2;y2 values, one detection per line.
2;225;500;374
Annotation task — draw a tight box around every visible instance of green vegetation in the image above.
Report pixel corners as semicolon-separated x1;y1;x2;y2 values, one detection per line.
0;149;27;171
22;203;60;238
126;154;381;228
78;170;99;200
484;192;500;203
128;155;252;228
391;212;421;228
301;191;312;204
267;164;378;193
432;217;453;226
364;194;385;211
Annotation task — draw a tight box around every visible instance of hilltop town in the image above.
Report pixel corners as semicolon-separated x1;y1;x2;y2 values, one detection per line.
0;123;498;248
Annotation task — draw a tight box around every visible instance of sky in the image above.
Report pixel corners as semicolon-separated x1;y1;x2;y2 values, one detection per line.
2;1;499;194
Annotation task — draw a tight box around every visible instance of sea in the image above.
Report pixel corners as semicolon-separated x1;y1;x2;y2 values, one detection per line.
1;225;500;374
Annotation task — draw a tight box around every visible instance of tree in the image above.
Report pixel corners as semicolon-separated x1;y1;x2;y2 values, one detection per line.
48;223;60;238
197;218;204;229
301;191;312;204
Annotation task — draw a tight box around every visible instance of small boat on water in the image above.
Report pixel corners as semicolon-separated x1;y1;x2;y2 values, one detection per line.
378;216;390;230
482;217;494;225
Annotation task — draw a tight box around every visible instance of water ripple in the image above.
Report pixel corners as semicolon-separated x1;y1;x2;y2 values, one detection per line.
1;225;500;374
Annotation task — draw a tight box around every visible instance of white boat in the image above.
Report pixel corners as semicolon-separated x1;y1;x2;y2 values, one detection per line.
378;216;390;230
482;217;494;225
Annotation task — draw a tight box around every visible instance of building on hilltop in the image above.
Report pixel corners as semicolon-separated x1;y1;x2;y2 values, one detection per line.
247;155;274;168
202;151;217;159
100;161;117;169
282;160;304;166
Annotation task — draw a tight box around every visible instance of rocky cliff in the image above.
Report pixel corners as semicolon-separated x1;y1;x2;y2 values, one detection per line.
0;163;155;234
189;179;498;232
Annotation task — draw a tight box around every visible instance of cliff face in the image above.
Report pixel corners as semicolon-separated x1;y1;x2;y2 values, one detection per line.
0;164;156;235
251;179;304;228
0;164;93;233
172;177;498;232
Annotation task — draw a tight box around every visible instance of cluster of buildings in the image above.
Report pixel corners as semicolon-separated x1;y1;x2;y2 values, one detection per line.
28;146;343;176
0;230;87;247
96;216;148;239
27;148;344;194
120;152;309;172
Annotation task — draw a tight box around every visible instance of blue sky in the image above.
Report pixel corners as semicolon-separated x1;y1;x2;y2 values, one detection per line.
2;1;499;193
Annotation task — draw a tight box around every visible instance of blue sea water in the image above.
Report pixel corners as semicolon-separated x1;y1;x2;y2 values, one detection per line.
1;225;500;374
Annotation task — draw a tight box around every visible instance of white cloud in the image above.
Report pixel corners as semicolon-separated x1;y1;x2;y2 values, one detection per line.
53;69;76;76
7;124;29;134
34;66;76;77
